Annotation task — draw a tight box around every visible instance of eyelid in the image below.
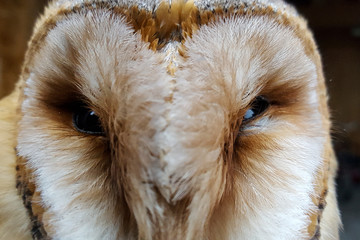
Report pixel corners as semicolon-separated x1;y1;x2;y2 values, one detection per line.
244;108;255;120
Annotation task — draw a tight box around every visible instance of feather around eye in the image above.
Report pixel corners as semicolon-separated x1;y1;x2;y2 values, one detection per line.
73;105;105;135
243;96;270;122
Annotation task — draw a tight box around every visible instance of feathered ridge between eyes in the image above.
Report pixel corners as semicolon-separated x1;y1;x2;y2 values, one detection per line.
71;95;269;136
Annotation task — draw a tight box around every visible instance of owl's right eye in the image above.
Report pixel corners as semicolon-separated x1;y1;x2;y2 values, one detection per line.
243;96;269;122
73;106;104;135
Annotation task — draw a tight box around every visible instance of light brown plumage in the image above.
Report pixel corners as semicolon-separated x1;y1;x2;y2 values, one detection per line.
0;0;341;239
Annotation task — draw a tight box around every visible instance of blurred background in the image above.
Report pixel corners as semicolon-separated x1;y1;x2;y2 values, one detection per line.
0;0;359;239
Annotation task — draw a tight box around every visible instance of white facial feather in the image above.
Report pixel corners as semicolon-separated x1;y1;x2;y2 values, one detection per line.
160;17;323;240
13;0;340;239
18;12;172;239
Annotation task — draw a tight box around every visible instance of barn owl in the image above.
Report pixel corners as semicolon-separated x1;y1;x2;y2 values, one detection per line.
0;0;341;239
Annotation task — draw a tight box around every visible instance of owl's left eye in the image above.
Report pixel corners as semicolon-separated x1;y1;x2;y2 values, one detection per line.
73;106;104;135
243;96;269;122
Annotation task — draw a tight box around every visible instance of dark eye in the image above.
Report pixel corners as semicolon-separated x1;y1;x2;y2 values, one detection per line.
73;106;104;135
243;96;270;122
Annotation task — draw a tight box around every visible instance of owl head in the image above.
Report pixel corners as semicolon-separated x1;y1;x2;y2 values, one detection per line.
15;0;339;239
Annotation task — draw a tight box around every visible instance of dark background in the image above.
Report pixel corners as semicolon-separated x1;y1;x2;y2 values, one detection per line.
0;0;359;239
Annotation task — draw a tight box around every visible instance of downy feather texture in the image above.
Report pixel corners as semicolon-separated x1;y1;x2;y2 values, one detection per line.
0;0;341;239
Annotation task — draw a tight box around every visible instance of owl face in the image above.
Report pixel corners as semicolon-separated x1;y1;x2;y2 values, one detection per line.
17;1;326;240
